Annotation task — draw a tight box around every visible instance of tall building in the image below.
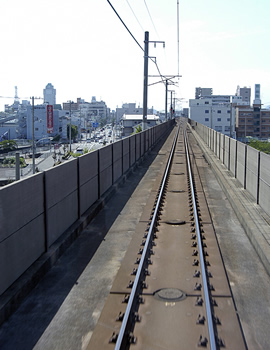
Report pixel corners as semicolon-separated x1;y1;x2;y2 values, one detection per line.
43;83;56;105
189;97;235;137
236;86;251;104
195;87;212;99
253;84;261;105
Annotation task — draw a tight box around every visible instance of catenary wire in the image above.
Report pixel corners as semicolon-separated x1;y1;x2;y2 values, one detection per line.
107;0;166;87
144;0;159;38
107;0;144;51
126;0;144;32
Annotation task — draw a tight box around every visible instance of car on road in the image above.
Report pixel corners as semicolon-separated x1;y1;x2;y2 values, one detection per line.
76;148;83;154
86;139;91;143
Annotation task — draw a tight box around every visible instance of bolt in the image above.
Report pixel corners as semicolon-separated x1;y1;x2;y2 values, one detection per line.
214;316;221;325
192;259;199;266
128;332;137;344
131;268;137;275
197;314;205;324
116;311;125;321
217;338;225;347
195;297;203;306
122;295;129;303
144;268;150;276
109;332;118;343
142;281;148;289
135;257;141;264
192;249;198;256
193;270;200;278
134;312;141;322
138;295;145;304
198;335;208;347
127;280;134;288
194;282;202;291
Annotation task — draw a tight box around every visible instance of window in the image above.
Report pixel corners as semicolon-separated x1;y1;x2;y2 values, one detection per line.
227;118;230;121
215;126;222;132
205;118;209;121
217;118;221;121
227;110;230;113
217;110;221;114
224;126;230;132
205;101;209;104
205;110;209;114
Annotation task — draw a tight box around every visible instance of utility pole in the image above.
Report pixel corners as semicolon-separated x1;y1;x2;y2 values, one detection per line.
165;80;168;121
170;90;173;119
142;31;149;132
69;101;72;152
32;96;35;174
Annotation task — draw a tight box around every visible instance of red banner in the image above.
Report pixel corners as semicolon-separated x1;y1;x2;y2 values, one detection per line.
47;105;53;134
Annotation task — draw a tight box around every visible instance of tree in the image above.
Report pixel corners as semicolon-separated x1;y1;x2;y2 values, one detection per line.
0;140;17;152
67;124;78;141
134;125;142;133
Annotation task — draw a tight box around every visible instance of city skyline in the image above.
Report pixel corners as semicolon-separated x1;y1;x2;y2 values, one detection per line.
0;0;270;112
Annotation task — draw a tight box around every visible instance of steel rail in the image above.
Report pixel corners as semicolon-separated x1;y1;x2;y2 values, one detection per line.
183;127;217;350
114;122;181;350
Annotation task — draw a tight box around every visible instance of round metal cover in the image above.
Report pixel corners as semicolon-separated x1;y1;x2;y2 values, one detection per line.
154;288;186;302
165;220;186;225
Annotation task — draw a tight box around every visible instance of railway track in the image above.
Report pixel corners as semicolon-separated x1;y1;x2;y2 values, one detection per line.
87;121;247;349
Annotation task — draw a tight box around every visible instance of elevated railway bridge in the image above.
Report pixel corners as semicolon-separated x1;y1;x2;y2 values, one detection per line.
0;118;269;349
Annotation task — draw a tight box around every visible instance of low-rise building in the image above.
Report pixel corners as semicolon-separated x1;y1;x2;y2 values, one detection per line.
121;114;160;137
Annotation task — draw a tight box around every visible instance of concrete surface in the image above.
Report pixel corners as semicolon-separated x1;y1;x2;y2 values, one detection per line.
0;123;269;349
193;137;270;349
0;131;172;350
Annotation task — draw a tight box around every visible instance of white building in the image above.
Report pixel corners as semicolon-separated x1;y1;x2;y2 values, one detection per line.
43;83;56;105
121;114;160;137
116;103;157;123
189;96;236;137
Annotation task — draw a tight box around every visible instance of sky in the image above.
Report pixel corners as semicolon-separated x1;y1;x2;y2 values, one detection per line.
0;0;270;113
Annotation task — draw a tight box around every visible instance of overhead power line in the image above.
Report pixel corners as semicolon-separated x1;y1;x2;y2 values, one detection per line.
107;0;144;51
144;0;159;38
126;0;144;32
107;1;167;87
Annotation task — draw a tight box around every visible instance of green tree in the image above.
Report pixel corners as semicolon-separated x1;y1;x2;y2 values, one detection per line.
134;125;142;133
0;140;17;152
67;124;78;141
249;139;270;154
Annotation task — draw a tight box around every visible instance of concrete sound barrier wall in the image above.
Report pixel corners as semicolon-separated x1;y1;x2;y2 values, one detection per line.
0;174;45;296
236;142;246;188
78;151;99;216
45;159;79;247
224;136;230;169
0;120;174;298
246;146;259;200
229;138;237;176
260;153;270;214
190;120;270;217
